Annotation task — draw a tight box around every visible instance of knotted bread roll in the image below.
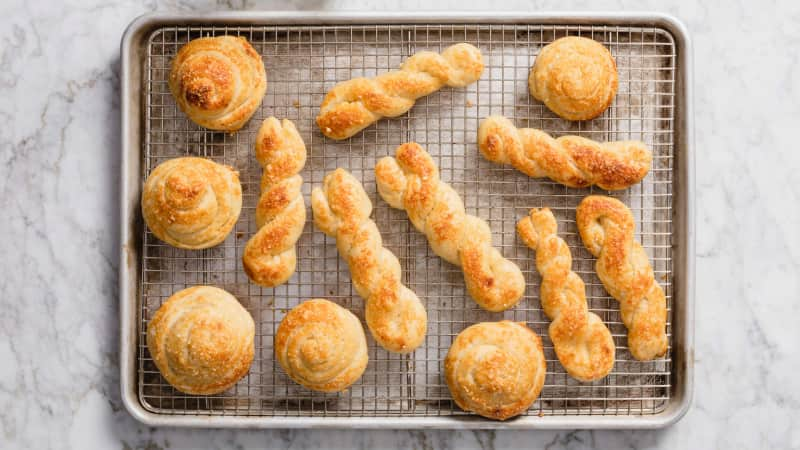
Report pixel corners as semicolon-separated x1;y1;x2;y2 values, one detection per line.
275;299;368;392
375;142;525;312
478;116;651;190
146;286;255;395
169;36;267;131
311;169;427;353
242;118;307;287
142;157;242;249
316;43;484;140
445;321;546;420
517;208;615;382
529;36;618;121
576;195;668;361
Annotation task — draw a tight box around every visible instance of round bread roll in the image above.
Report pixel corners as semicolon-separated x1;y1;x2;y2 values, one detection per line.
146;286;255;395
142;157;242;249
169;35;267;131
275;299;368;392
529;36;618;121
445;321;547;420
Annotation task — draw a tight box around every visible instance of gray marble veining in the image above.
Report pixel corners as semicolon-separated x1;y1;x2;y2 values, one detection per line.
1;0;799;449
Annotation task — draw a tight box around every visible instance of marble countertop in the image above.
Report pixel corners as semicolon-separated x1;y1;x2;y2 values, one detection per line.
2;0;799;448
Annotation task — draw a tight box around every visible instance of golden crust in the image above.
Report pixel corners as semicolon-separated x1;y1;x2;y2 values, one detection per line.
141;157;242;249
517;208;615;381
445;321;546;420
529;36;618;121
275;299;368;392
146;286;255;395
478;116;651;190
169;36;267;131
310;169;427;353
242;118;307;287
375;143;525;312
316;43;483;140
576;196;668;361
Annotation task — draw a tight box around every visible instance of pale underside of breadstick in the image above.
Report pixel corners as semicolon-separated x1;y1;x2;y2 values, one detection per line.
311;168;427;353
316;43;484;140
478;115;652;190
375;142;525;312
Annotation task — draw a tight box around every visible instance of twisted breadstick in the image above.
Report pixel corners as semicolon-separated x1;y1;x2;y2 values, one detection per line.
576;195;668;360
478;116;652;190
375;142;525;312
316;43;484;140
311;168;427;353
242;118;307;287
517;208;615;381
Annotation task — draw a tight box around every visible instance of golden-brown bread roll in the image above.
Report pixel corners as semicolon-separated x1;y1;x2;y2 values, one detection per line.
478;116;651;190
576;195;668;360
242;118;307;287
146;286;255;395
311;169;427;353
316;43;484;140
275;299;368;392
445;321;546;420
375;143;525;312
517;208;615;382
141;157;242;249
169;36;267;131
529;36;618;121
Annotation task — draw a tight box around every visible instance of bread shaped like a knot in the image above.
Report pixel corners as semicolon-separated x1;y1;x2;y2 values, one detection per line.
142;157;242;249
169;36;267;131
275;299;368;392
445;321;546;420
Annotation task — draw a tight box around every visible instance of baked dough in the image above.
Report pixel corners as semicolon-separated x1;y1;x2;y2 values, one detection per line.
316;43;483;140
141;157;242;249
312;169;427;353
242;118;306;287
478;116;651;190
529;36;618;121
375;142;525;312
517;208;615;382
576;195;668;360
146;286;255;395
275;299;368;392
445;321;546;420
169;36;267;131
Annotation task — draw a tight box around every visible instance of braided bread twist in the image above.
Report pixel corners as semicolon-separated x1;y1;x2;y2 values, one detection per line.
517;208;615;381
576;195;668;361
478;116;652;190
242;118;307;287
311;168;427;353
316;43;484;140
375;142;525;312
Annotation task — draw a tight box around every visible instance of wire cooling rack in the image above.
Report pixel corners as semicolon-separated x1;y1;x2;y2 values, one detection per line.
138;22;676;418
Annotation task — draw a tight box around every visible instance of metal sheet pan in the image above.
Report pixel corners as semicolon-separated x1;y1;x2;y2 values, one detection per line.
119;12;694;429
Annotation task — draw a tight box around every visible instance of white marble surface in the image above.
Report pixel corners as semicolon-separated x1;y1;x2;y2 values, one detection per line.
1;0;799;448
